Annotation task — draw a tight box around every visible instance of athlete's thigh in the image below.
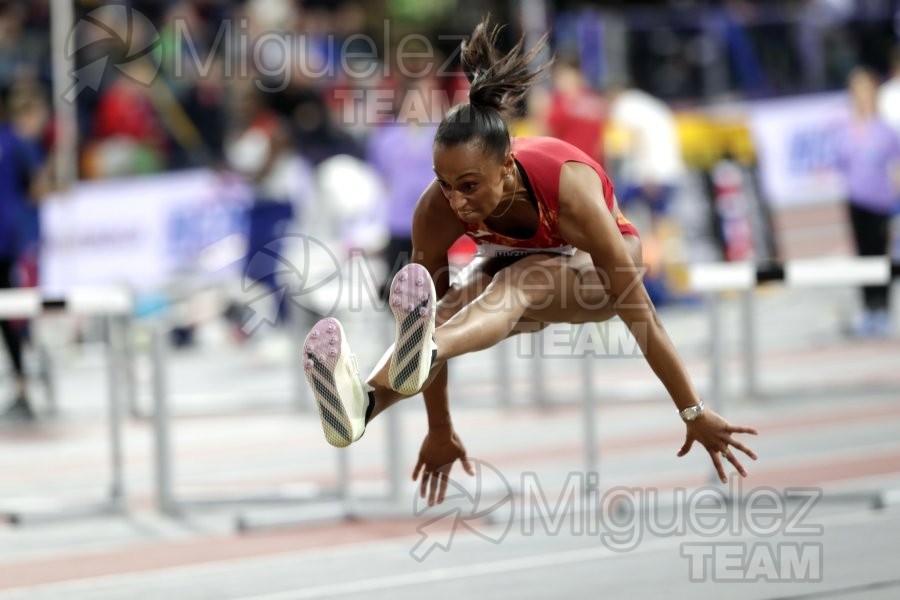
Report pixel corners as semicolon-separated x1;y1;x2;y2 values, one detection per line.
436;255;522;325
496;236;644;324
486;252;610;324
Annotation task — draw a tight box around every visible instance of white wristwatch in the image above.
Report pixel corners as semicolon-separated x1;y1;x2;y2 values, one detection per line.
679;400;705;422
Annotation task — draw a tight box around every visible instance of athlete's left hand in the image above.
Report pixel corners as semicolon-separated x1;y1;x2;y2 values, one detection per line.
412;427;475;506
677;408;758;483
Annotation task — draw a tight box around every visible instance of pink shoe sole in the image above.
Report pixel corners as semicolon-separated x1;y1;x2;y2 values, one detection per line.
387;263;436;395
303;317;362;447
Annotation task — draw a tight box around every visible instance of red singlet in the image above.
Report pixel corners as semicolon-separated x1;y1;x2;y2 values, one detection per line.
460;136;638;257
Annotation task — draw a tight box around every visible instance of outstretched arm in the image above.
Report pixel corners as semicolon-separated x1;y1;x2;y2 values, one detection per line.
558;162;758;482
410;182;474;504
410;181;462;430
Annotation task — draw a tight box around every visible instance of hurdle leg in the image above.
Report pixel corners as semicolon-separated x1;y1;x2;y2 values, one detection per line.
105;315;127;512
5;313;129;525
707;291;727;491
151;324;178;517
581;324;600;481
740;289;759;399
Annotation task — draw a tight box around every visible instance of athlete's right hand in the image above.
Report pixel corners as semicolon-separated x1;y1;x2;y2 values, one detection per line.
412;428;476;506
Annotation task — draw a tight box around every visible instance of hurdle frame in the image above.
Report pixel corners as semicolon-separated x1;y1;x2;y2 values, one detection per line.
147;299;433;529
689;255;900;508
150;312;347;520
231;314;415;531
0;286;133;525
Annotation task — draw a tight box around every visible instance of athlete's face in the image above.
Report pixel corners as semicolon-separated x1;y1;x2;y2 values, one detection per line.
433;141;515;223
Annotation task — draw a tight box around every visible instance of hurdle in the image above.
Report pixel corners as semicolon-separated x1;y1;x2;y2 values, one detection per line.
490;257;899;529
150;300;355;521
232;314;413;531
0;286;133;525
689;255;900;508
233;311;523;531
689;256;900;403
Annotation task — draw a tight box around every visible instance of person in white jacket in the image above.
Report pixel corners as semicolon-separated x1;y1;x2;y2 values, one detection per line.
878;46;900;138
609;86;686;206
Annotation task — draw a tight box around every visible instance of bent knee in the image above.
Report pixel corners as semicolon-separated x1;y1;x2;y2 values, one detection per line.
436;281;482;325
625;235;643;268
436;303;459;326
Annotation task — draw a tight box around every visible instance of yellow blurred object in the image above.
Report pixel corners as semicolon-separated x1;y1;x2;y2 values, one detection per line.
603;121;634;159
673;112;757;169
719;121;756;164
666;263;692;294
674;113;720;169
509;118;539;139
605;106;757;170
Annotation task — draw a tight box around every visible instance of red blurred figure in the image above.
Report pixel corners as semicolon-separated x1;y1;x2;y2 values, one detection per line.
93;76;166;151
546;58;607;166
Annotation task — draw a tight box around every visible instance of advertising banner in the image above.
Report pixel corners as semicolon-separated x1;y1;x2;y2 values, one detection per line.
41;169;250;295
748;92;849;208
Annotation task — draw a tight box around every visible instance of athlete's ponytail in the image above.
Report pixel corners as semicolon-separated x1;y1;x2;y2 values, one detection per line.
435;16;550;160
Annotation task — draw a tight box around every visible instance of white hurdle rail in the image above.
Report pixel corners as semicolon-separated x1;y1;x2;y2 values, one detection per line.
0;286;134;525
689;255;900;404
690;255;900;509
150;301;413;527
233;314;431;531
151;300;354;520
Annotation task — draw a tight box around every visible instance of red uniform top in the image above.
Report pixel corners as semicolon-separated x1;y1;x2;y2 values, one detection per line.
547;89;607;166
460;136;638;255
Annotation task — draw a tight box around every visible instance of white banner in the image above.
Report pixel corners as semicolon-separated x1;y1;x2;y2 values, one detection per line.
748;92;849;208
41;169;251;296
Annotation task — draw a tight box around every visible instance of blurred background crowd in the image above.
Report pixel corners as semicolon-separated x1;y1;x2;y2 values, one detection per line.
2;0;900;420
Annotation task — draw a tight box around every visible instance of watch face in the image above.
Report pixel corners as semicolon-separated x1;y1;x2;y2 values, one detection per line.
681;401;704;421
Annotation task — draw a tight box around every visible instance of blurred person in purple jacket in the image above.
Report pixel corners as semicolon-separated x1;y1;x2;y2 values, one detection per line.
836;67;900;338
366;73;440;300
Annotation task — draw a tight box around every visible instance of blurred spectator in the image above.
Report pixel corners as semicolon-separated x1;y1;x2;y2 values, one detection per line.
878;45;900;137
293;88;365;165
224;85;298;330
168;62;227;167
546;58;607;166
607;83;687;305
246;0;297;33
0;3;45;91
608;83;686;214
86;71;167;178
6;79;50;283
836;67;900;338
158;2;227;167
273;69;364;166
509;86;551;138
0;84;48;421
366;73;439;299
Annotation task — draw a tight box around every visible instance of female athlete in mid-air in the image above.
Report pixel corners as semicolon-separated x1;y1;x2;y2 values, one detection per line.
303;17;758;505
